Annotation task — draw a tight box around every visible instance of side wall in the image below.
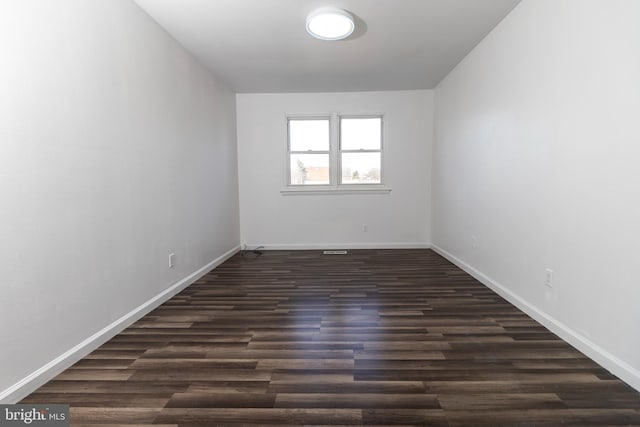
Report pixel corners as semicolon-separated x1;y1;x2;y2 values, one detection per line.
237;90;433;249
0;0;240;400
433;0;640;390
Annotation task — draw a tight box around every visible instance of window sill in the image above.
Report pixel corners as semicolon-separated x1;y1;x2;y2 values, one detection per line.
280;186;392;196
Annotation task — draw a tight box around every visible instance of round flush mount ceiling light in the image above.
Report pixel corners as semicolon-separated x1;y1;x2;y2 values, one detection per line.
306;7;355;41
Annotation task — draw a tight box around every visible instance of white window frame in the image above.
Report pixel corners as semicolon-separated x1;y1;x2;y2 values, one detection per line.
282;113;391;195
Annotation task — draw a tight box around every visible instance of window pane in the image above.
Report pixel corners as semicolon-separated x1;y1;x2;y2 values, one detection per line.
289;119;330;151
341;117;381;150
290;153;330;185
341;152;381;184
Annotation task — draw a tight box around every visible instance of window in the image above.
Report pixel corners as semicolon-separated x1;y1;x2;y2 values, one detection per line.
288;118;330;185
286;114;386;193
340;117;382;184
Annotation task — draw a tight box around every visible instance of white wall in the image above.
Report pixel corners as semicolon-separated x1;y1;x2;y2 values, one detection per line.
433;0;640;390
237;91;433;249
0;0;239;399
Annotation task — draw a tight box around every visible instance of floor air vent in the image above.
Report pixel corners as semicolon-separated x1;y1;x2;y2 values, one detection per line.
323;250;348;255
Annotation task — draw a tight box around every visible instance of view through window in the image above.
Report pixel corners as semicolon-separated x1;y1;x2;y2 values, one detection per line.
288;118;330;185
340;117;382;184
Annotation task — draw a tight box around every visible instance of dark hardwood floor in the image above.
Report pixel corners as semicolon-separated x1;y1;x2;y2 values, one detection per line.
23;249;640;426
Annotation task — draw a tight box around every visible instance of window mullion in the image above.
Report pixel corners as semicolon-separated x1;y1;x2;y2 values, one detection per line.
331;113;340;187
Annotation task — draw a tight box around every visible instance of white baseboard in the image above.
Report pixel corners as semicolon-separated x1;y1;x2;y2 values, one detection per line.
244;242;432;250
431;244;640;393
0;245;240;403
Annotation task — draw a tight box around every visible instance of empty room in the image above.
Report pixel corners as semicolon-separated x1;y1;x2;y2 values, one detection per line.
2;0;640;425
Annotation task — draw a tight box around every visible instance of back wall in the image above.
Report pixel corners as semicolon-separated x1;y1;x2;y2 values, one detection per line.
236;90;433;249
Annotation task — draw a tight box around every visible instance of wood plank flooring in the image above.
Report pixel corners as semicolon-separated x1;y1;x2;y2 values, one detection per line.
22;249;640;426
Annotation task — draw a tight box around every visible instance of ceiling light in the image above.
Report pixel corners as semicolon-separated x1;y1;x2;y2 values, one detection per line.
306;8;355;41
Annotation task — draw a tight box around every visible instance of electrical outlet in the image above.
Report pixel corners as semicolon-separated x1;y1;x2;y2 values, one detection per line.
169;253;175;268
544;268;553;287
471;236;478;249
362;224;368;232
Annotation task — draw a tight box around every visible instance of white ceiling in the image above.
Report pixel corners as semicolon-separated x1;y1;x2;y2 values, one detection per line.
134;0;521;93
